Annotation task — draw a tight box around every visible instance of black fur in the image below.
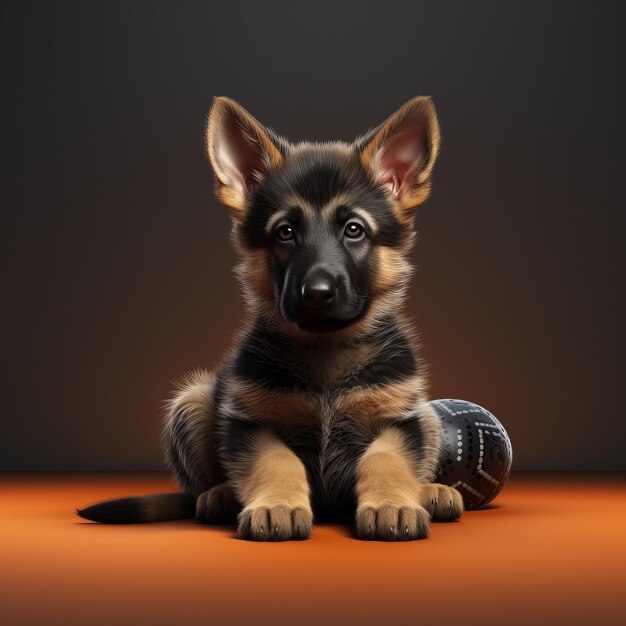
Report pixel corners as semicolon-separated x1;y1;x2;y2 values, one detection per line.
344;322;417;389
77;493;195;524
232;323;304;390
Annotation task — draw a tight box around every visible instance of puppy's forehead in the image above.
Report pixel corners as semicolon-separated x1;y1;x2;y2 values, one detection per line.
262;142;395;220
270;142;370;209
242;142;406;247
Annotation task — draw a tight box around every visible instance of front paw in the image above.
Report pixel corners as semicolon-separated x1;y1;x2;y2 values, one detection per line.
237;505;313;541
355;503;430;541
422;483;464;522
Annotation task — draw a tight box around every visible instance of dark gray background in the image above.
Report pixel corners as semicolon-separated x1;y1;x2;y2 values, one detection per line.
1;0;624;470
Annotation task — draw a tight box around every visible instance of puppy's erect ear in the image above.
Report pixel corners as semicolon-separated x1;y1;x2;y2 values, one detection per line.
356;97;440;220
206;97;284;220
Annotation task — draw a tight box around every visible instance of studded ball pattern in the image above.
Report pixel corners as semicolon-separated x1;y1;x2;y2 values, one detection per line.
430;399;513;510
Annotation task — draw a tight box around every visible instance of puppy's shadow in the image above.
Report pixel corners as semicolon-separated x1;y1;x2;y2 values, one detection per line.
470;503;502;511
73;518;235;535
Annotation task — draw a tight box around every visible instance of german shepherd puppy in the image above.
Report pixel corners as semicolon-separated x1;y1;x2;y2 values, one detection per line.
77;96;464;541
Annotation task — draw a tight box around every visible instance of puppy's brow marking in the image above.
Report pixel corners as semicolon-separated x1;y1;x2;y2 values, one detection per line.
350;208;378;234
320;193;352;219
265;209;289;235
319;196;377;234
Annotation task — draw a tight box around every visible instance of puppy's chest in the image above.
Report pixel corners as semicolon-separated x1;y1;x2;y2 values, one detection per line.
289;393;366;519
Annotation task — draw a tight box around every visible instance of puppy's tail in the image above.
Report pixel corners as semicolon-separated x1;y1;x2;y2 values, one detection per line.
76;492;196;524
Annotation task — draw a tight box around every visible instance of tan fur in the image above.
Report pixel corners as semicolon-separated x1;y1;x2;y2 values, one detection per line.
349;207;379;234
234;431;313;540
264;208;290;235
343;245;416;340
373;246;413;297
228;378;317;425
334;377;423;426
412;401;443;483
233;249;275;316
231;369;423;432
357;428;423;507
421;483;464;522
355;428;431;540
257;189;378;235
318;191;362;220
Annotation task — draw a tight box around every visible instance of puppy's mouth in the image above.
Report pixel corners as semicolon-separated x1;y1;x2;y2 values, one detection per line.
295;317;357;333
291;308;367;333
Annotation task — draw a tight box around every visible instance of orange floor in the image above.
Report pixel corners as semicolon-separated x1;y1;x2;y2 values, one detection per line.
1;473;625;626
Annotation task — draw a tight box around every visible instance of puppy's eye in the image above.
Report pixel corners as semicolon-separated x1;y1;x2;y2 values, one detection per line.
344;222;364;240
275;224;295;242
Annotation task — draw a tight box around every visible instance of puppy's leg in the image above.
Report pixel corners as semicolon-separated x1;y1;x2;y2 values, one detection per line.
196;483;240;524
231;431;313;541
394;401;463;522
163;370;224;500
355;427;430;541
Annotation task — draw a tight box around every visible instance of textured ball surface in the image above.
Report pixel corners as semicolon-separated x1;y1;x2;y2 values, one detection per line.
429;399;513;509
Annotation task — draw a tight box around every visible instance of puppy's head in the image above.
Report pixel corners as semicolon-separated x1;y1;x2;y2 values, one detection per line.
206;97;440;337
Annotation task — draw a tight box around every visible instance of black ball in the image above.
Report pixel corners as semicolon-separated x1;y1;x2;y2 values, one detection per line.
429;399;513;509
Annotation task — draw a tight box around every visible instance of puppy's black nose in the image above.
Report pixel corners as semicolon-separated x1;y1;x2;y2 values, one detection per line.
301;278;335;309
